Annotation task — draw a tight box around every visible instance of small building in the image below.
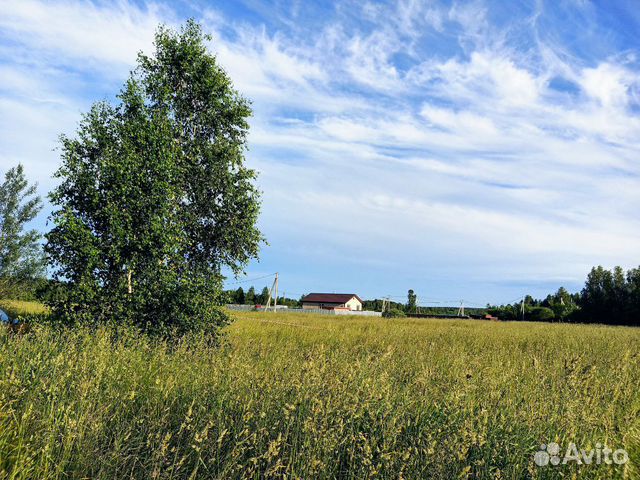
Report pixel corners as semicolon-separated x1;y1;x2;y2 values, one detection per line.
301;293;363;311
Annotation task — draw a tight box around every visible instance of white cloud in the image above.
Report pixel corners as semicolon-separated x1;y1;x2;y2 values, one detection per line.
579;62;635;108
420;104;498;135
0;0;168;73
415;51;542;108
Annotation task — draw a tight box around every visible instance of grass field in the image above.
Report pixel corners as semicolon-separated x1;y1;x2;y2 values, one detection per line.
0;310;639;479
0;299;49;319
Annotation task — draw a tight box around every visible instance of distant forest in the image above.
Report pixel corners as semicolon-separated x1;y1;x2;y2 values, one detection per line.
487;266;640;326
225;265;640;326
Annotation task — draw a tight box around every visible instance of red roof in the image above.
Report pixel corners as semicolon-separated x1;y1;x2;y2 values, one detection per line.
302;293;363;304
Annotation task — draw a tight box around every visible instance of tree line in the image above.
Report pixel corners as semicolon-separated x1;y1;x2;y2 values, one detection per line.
225;286;301;308
370;273;640;326
0;164;46;300
487;266;640;326
363;291;487;318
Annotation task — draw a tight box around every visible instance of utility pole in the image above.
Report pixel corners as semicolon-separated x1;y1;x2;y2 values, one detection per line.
274;272;278;309
521;296;525;321
265;273;279;311
457;300;465;317
381;296;390;314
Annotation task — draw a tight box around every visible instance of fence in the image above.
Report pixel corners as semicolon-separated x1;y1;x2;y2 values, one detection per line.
225;305;382;317
226;304;259;311
289;308;382;317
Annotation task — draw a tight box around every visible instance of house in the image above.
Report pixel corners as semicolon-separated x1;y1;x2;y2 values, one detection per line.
301;293;363;311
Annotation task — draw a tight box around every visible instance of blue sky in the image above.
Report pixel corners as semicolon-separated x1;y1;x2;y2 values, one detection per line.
1;0;640;306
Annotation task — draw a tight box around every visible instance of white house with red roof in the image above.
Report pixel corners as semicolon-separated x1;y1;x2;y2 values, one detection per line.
301;293;363;311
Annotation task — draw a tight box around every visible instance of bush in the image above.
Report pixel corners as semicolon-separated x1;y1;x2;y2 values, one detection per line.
383;308;406;318
528;306;556;322
0;277;48;301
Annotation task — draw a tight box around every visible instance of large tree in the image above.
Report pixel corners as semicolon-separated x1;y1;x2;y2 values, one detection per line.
46;21;263;335
245;287;256;305
406;289;417;313
579;266;615;324
233;287;245;304
259;286;270;305
0;164;46;297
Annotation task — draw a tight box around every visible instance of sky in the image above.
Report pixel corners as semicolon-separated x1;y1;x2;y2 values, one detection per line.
1;0;640;306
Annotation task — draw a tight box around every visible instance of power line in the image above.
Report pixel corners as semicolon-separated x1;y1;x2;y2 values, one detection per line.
225;273;277;286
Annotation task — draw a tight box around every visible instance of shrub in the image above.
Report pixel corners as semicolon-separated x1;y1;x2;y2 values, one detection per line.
528;306;556;322
383;308;406;318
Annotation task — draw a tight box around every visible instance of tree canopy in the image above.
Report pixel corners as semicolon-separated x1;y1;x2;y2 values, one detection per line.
406;289;417;313
0;164;46;298
45;21;263;335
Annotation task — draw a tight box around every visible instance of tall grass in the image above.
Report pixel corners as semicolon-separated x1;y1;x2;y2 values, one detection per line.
0;299;49;319
0;312;639;479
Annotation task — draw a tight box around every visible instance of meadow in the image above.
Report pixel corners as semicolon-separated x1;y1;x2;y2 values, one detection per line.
0;310;639;479
0;299;49;320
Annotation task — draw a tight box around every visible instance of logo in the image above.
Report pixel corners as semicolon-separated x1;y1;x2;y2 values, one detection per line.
534;442;628;467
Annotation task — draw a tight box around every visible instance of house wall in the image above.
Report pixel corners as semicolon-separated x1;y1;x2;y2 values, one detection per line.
302;302;344;310
345;298;362;311
302;297;363;311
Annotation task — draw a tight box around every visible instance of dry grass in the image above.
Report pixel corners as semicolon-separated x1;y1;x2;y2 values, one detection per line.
0;310;638;479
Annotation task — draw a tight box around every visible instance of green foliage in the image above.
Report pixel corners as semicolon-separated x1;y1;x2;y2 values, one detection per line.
0;299;49;320
0;164;46;298
245;286;256;305
528;306;556;322
275;296;301;308
545;287;579;320
578;265;640;325
0;314;638;479
363;298;403;312
233;287;245;304
489;287;579;323
224;285;300;308
45;21;262;336
383;308;406;318
406;289;417;313
258;286;269;304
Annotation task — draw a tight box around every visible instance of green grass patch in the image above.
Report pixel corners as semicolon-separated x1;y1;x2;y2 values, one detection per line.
0;312;638;479
0;299;49;319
